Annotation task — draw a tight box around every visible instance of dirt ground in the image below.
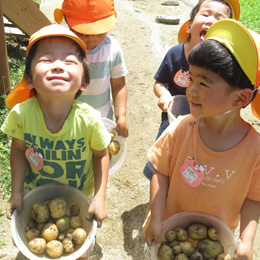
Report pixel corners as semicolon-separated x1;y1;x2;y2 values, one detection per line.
1;0;260;259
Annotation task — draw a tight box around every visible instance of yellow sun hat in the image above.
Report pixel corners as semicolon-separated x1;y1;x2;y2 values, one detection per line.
178;0;240;44
204;19;260;120
5;24;87;110
54;0;117;35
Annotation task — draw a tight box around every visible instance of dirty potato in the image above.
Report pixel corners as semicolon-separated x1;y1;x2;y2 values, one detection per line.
165;230;176;243
41;222;59;242
108;140;120;155
179;241;195;256
46;240;63;258
31;203;50;224
157;244;174;260
175;227;188;242
28;238;46;255
26;228;40;241
72;227;87;245
63;237;75;253
188;223;208;241
70;215;83;229
197;239;224;259
208;227;219;241
56;216;71;232
70;204;80;216
109;130;116;140
49;196;67;219
217;253;232;260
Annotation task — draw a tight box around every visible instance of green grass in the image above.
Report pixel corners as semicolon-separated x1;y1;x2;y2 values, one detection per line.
240;0;260;33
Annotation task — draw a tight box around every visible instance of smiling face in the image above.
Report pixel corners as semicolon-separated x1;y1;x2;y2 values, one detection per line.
187;0;231;45
187;65;240;119
26;37;87;99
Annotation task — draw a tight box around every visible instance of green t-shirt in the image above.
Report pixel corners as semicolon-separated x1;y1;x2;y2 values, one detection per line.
1;97;111;197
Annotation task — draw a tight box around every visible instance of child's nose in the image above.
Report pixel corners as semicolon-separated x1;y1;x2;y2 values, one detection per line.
51;60;64;71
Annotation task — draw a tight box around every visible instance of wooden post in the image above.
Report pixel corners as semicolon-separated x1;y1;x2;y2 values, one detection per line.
0;0;10;95
2;0;51;36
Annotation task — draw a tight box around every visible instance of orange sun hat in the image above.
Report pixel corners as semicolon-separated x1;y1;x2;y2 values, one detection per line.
178;0;240;44
204;19;260;120
54;0;117;35
5;24;87;110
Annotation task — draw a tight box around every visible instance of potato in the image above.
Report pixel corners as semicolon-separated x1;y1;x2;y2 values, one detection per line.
108;140;120;155
175;253;189;260
63;237;75;253
57;232;65;241
56;216;71;232
172;244;182;255
70;204;80;216
66;228;75;239
49;196;67;219
26;228;40;241
175;227;188;242
217;252;232;260
28;238;46;255
165;230;176;243
179;241;195;256
72;227;87;245
188;223;208;241
190;250;203;260
157;244;174;260
41;222;59;242
70;215;83;229
109;130;116;140
31;203;50;223
197;239;224;259
27;218;37;229
208;227;219;240
46;240;63;258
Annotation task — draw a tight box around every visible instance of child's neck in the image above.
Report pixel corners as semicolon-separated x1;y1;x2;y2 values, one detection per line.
184;41;196;61
37;98;74;133
198;115;250;152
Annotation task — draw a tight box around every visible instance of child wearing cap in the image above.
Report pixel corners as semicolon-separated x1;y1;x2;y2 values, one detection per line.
54;0;129;138
143;0;240;181
143;19;260;259
1;25;111;256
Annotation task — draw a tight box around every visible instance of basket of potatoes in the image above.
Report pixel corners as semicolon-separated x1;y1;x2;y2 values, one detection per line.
101;117;127;175
150;211;237;260
11;183;97;260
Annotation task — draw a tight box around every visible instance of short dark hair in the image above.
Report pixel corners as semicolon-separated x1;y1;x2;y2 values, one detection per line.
25;37;89;99
188;40;254;92
187;0;232;42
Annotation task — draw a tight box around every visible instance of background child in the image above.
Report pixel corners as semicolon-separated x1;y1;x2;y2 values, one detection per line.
54;0;129;138
143;0;240;180
2;24;111;243
143;19;260;259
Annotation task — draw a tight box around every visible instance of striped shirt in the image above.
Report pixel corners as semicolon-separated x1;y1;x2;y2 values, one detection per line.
77;35;128;119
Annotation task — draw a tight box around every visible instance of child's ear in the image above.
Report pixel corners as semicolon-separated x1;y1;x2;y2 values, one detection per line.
79;81;88;92
186;22;192;34
232;88;254;108
24;74;34;90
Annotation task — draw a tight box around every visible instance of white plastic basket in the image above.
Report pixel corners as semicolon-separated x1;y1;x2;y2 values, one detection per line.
149;211;237;260
11;183;97;260
101;117;127;175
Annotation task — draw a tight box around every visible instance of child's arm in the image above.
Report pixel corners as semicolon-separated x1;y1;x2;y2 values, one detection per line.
234;198;260;260
145;170;169;246
111;77;128;138
86;147;109;228
154;80;172;112
6;138;27;219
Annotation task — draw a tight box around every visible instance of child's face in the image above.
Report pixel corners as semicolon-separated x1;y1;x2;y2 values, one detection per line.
72;31;107;50
26;37;87;98
188;0;231;45
187;65;239;118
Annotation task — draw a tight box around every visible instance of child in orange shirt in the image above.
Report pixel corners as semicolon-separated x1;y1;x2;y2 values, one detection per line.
144;19;260;259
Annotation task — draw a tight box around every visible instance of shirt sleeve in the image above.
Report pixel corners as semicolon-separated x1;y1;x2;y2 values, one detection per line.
247;159;260;201
1;104;24;141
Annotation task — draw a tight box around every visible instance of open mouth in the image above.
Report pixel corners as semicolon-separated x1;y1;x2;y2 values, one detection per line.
200;30;208;41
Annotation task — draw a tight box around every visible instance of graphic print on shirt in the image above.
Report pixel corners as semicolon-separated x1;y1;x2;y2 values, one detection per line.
24;133;88;189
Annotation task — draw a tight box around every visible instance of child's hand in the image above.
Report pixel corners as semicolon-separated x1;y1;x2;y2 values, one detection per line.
158;92;173;112
86;197;107;228
6;195;23;219
145;217;163;246
233;239;253;260
116;116;128;137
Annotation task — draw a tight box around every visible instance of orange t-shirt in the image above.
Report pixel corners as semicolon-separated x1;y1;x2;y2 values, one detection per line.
148;115;260;230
